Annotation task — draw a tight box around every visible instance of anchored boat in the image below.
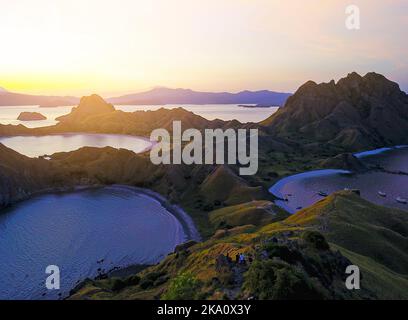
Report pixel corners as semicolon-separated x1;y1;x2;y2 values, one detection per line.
396;197;407;204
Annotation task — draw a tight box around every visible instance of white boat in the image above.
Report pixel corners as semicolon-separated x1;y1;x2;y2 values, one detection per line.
396;197;407;204
318;191;328;197
378;191;387;197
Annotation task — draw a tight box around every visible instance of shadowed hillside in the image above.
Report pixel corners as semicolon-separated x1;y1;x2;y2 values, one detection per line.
262;72;408;151
0;144;68;207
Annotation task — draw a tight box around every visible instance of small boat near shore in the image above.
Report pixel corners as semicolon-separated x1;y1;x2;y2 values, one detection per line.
318;191;328;197
396;197;407;204
378;191;387;197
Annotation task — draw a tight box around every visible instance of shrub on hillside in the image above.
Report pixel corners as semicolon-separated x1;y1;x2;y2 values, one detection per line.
139;271;166;290
263;243;302;263
162;273;201;300
111;278;126;291
301;230;330;250
243;260;325;300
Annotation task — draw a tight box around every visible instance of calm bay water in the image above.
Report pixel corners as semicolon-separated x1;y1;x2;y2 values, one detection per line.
0;186;187;300
0;104;278;127
269;148;408;213
0;105;73;128
0;133;153;157
116;104;279;123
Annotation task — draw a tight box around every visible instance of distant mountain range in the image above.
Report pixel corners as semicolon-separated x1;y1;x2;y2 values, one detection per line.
107;87;292;106
0;87;291;107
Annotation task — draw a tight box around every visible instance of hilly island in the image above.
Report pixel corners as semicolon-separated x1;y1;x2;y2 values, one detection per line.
0;72;407;300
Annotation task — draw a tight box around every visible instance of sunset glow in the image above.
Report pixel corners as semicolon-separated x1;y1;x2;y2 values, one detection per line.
1;0;407;96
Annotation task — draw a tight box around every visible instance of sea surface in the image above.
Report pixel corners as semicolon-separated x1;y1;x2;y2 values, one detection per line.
269;147;408;213
0;186;187;300
0;104;278;127
0;105;73;128
0;133;153;157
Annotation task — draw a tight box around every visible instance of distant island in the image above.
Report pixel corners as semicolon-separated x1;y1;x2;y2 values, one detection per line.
238;104;277;108
39;103;61;108
17;112;47;121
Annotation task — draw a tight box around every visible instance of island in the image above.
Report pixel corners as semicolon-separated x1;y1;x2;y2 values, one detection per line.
39;104;61;108
238;104;276;108
17;112;47;121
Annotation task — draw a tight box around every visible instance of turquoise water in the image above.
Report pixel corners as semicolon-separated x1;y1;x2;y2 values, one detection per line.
0;186;188;300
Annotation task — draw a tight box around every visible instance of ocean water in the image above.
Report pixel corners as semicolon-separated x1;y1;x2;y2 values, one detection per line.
0;105;74;128
0;133;153;157
0;186;187;300
269;147;408;213
0;104;278;126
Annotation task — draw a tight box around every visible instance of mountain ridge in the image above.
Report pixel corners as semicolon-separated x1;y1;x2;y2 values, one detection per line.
261;72;408;150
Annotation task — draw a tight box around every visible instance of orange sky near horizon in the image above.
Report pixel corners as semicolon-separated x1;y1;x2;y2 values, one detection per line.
0;0;407;96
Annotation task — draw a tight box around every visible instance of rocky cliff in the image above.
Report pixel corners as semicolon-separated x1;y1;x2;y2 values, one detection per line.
262;72;408;150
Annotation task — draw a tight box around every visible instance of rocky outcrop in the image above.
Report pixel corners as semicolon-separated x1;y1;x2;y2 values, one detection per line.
17;112;46;121
56;94;115;123
262;72;408;151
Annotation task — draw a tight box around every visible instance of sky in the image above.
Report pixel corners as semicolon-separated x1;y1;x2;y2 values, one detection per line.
0;0;407;96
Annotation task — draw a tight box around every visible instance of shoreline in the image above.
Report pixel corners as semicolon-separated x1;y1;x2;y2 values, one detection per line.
269;169;351;213
1;183;200;242
0;133;156;158
269;145;408;213
0;184;201;300
353;145;408;159
108;185;201;242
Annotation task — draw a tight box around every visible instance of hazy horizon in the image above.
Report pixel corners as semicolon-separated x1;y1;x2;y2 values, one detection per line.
2;71;407;99
1;0;407;96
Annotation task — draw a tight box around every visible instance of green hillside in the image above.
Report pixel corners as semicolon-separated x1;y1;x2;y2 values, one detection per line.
69;191;408;300
209;200;288;228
